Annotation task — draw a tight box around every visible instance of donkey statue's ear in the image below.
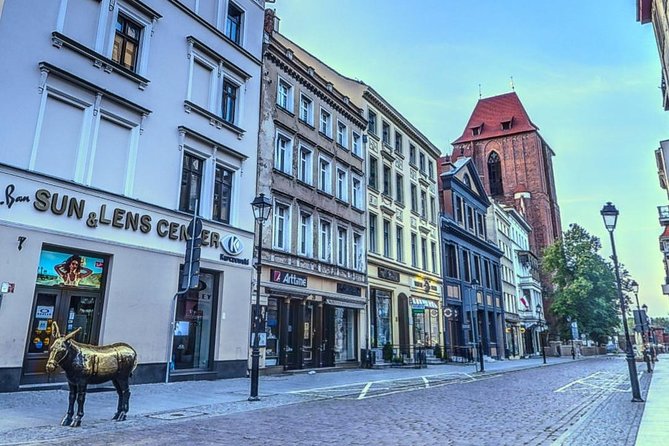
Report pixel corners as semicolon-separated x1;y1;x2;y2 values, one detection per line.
64;327;81;342
52;322;61;338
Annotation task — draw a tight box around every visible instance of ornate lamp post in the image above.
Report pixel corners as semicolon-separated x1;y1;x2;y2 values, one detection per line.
601;202;644;402
249;193;272;401
536;304;546;364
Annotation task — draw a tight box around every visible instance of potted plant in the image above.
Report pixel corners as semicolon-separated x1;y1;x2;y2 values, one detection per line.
382;342;393;362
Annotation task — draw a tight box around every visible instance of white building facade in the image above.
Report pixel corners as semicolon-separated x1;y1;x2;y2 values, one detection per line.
0;0;265;391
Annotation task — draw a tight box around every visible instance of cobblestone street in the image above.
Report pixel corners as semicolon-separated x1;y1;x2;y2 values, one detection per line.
3;356;648;446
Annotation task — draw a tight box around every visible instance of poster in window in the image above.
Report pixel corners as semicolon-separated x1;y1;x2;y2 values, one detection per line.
36;250;105;289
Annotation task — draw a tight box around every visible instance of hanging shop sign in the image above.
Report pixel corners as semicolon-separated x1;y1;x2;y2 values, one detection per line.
377;266;400;282
0;175;251;264
336;283;362;297
270;269;308;287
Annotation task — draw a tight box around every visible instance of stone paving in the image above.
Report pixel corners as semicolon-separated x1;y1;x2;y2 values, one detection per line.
0;355;651;445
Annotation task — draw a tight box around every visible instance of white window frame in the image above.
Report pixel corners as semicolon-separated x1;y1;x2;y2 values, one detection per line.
353;232;364;271
318;155;332;194
224;0;245;45
187;52;218;111
298;144;313;184
337;120;348;148
99;2;154;76
319;218;332;262
336;166;348;202
299;93;314;125
337;226;348;267
352;131;362;157
352;175;362;209
277;76;293;111
274;131;293;175
319;108;332;137
299;211;313;257
272;200;291;251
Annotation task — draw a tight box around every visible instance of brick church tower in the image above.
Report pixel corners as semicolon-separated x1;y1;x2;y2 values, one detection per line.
450;92;562;255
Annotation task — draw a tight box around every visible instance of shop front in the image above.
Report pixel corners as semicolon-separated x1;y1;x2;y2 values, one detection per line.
0;167;254;391
259;267;365;371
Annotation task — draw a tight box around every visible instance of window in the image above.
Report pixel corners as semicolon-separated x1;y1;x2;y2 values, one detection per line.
472;125;482;136
320;109;332;137
337;121;348;148
463;173;472;188
369;156;378;189
337;227;348;266
420;190;427;219
382;121;390;145
274;133;292;174
353;233;363;270
428;160;434;179
383;164;391;196
299;94;313;125
277;78;292;111
112;14;141;72
409;144;416;164
319;156;332;193
298;145;313;184
492;264;501;290
273;202;290;251
476;213;486;238
352;176;362;208
225;1;244;44
319;220;332;261
411;184;418;213
430;197;436;223
421;237;428;270
488;151;503;196
336;167;348;201
466;205;475;231
396;174;404;203
299;213;313;257
368;110;377;134
455;196;464;224
213;165;233;223
501;120;512;130
473;255;481;283
445;244;458;278
394;131;403;153
411;233;418;267
222;79;238;124
462;250;471;282
179;153;203;213
352;132;362;157
396;225;404;262
383;220;391;257
369;213;377;253
419;152;426;173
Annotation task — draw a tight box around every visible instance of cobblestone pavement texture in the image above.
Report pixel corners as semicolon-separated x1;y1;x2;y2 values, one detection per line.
0;355;652;446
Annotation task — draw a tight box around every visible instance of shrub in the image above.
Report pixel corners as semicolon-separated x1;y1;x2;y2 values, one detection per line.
382;342;393;361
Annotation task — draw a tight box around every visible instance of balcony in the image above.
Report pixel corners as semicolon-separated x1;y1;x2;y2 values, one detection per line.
658;205;669;225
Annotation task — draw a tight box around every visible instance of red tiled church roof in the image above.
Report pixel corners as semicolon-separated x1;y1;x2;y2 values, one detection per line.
452;92;538;144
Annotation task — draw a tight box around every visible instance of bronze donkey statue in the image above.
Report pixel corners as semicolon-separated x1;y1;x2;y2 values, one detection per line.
46;322;138;427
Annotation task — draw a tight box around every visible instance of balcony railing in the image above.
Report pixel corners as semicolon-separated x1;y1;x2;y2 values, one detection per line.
658;205;669;225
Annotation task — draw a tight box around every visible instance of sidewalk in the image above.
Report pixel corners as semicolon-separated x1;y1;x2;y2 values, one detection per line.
635;353;668;445
0;355;591;444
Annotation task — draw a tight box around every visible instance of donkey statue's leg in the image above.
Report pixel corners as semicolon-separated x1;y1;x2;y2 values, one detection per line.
61;383;76;426
112;378;124;420
113;377;130;422
70;384;87;427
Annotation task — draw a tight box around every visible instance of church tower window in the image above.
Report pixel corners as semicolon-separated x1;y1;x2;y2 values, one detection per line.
488;151;503;196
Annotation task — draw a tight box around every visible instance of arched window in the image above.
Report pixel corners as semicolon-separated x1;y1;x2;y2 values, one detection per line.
488;152;503;196
463;173;471;188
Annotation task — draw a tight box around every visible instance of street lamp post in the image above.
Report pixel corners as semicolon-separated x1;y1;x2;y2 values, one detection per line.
601;202;644;402
642;304;655;363
537;304;546;365
630;280;644;349
249;193;272;401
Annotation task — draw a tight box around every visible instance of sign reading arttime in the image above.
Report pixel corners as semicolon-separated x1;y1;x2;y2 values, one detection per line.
0;174;250;264
270;269;307;287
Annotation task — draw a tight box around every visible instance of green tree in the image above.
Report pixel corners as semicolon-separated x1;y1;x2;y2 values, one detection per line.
542;224;620;344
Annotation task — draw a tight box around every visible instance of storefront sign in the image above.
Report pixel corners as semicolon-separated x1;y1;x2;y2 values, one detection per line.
336;283;361;297
443;307;459;319
0;175;252;264
270;269;307;287
377;266;400;282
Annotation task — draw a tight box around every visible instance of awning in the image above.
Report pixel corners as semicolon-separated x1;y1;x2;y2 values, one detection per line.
411;297;439;309
325;298;366;310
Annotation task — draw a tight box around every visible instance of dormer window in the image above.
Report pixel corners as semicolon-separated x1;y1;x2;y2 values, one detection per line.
471;123;483;136
501;118;512;130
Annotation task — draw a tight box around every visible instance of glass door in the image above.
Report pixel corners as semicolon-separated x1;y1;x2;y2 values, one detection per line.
302;303;314;366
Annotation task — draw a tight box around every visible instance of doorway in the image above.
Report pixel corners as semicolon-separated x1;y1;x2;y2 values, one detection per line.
21;288;103;385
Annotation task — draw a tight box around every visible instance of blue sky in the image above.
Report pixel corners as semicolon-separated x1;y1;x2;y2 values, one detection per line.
273;0;669;317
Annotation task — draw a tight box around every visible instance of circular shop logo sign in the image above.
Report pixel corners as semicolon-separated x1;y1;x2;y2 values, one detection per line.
221;235;244;256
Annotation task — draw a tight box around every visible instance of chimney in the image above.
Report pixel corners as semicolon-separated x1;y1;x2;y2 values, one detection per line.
264;9;279;35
